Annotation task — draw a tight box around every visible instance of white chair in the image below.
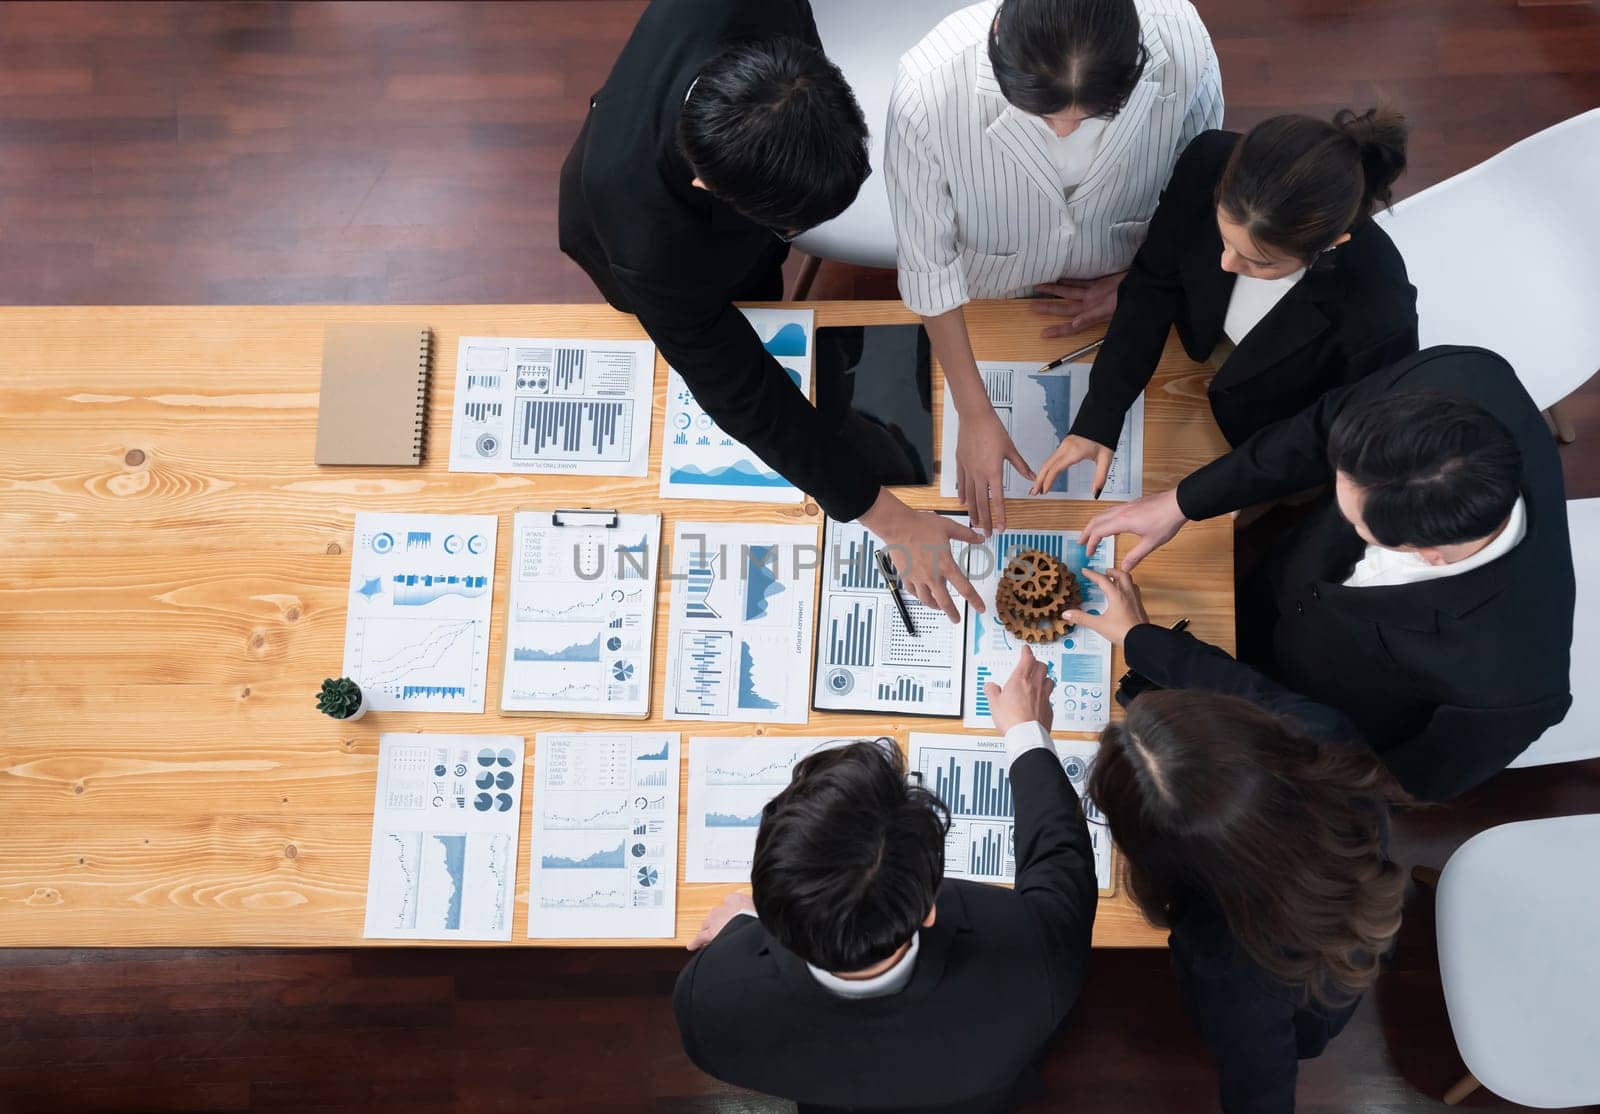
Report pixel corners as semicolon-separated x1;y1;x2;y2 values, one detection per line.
1374;107;1600;440
1434;814;1600;1107
792;0;974;293
1508;498;1600;770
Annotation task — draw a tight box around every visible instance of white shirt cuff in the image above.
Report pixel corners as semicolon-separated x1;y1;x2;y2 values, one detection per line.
1003;721;1058;766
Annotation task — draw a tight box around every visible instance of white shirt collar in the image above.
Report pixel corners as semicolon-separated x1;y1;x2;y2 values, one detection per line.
807;932;920;999
1344;496;1527;589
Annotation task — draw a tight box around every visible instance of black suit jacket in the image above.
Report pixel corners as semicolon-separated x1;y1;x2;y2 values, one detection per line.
672;748;1097;1113
1125;623;1380;1114
1072;130;1418;450
1177;346;1575;801
558;0;879;521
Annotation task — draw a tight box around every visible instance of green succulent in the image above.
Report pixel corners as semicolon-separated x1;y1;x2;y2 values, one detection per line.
316;676;364;719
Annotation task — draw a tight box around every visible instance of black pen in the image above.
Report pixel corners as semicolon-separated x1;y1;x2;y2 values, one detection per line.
874;550;917;637
1038;337;1105;375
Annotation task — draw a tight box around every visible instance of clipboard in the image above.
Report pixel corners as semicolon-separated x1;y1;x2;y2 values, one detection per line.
499;507;661;719
810;511;972;718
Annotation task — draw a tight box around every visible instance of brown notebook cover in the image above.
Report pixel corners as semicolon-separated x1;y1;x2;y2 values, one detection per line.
314;324;433;465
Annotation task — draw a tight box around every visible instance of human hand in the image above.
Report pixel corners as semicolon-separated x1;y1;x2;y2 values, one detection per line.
984;650;1056;734
1079;488;1187;571
688;892;756;951
1066;567;1150;646
1030;270;1126;337
859;493;985;624
1029;434;1115;499
956;407;1034;534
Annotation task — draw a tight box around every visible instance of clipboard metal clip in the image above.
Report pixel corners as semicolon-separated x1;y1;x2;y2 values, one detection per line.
551;507;620;529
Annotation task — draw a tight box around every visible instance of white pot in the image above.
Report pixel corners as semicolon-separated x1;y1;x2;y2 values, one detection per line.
342;695;369;721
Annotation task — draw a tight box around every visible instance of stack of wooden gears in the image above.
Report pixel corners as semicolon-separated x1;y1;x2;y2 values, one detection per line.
995;548;1082;644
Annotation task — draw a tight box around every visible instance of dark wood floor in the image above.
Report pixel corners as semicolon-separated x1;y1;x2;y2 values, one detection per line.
1;2;1597;1111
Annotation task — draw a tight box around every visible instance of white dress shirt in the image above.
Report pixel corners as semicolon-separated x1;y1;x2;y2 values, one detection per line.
1043;115;1111;199
1343;496;1527;588
1222;268;1307;344
885;0;1224;318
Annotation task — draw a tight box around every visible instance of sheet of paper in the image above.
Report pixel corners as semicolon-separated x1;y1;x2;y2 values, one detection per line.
908;732;1114;893
660;308;814;503
812;516;969;717
685;735;881;883
527;732;680;939
963;530;1115;732
663;521;819;724
447;336;656;477
940;360;1144;502
362;733;524;941
501;510;660;717
342;512;498;713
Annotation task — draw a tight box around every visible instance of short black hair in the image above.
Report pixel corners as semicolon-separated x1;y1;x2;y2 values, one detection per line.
988;0;1146;119
751;740;948;972
1328;390;1522;548
676;36;870;234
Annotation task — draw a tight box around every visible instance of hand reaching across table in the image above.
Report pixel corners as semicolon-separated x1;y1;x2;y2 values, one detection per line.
1030;434;1115;500
1079;488;1188;571
1064;568;1151;646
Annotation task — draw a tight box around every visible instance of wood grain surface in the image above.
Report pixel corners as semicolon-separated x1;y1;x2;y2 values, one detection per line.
0;299;1232;947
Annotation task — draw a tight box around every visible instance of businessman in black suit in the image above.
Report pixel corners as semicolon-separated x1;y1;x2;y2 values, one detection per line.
560;0;982;620
673;653;1098;1113
1079;346;1574;801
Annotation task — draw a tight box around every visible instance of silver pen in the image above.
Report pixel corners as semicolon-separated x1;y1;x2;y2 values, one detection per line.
1038;337;1105;374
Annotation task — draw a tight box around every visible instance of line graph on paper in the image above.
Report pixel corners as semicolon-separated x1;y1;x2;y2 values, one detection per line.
348;617;480;705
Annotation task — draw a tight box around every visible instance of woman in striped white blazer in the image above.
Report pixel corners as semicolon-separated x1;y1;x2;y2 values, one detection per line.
886;0;1222;531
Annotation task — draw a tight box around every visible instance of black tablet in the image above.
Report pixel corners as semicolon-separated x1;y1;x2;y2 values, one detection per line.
813;323;935;487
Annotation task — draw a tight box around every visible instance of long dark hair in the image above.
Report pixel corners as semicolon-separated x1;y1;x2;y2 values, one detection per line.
1090;691;1406;1006
1217;107;1409;262
988;0;1147;118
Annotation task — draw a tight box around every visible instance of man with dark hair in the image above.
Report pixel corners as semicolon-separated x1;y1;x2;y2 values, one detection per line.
886;0;1222;534
561;0;983;622
674;653;1098;1113
1079;346;1575;801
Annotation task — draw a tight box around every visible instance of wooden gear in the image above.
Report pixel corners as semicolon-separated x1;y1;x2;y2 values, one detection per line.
995;548;1082;644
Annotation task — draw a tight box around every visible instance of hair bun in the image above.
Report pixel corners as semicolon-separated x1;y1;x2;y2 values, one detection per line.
1334;106;1409;217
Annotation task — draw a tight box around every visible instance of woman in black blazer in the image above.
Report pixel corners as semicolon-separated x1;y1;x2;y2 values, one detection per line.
1064;569;1406;1113
1032;109;1418;495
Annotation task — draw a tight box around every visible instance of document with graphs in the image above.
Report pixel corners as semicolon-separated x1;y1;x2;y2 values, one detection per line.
909;732;1114;894
363;733;525;941
342;512;498;713
501;510;660;718
528;733;680;939
663;521;818;724
940;360;1144;501
447;335;656;477
812;515;970;717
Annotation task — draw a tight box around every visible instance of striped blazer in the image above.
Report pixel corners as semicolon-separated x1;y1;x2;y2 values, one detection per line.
886;0;1224;318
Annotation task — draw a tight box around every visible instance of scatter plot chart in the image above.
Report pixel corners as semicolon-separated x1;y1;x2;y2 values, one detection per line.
363;734;525;941
344;514;497;713
530;733;680;939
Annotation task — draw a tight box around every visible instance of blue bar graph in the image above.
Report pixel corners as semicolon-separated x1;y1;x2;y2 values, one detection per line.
970;827;1004;875
926;750;1012;819
996;530;1065;563
878;675;925;702
827;601;875;667
835;535;885;590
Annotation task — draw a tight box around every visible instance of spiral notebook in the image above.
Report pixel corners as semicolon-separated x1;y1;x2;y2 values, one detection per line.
314;324;433;465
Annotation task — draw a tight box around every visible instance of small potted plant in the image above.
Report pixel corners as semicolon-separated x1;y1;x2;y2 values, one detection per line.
316;676;368;721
